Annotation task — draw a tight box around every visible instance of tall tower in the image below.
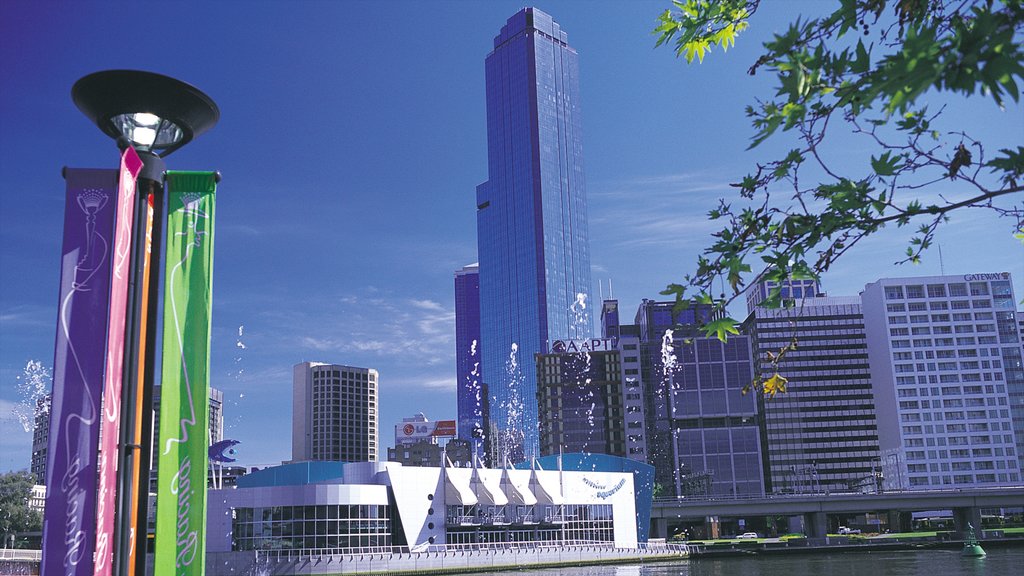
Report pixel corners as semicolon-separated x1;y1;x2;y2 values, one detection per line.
454;263;485;453
292;362;379;462
476;7;594;463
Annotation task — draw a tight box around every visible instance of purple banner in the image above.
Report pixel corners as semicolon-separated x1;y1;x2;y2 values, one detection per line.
41;168;119;576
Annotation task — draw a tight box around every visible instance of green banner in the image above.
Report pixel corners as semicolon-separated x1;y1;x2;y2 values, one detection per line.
155;172;217;576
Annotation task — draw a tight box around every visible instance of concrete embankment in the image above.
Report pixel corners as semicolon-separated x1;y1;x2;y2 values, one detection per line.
207;545;690;575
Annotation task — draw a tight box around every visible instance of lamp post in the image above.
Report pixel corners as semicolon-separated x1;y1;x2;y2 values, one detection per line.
71;70;218;576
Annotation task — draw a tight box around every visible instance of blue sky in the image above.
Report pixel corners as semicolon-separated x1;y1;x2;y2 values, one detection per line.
1;1;1021;472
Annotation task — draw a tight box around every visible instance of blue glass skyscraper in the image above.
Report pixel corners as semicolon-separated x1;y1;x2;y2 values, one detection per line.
454;263;484;455
477;8;593;463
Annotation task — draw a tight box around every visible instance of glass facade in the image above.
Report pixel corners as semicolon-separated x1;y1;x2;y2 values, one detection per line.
477;8;593;463
231;504;391;555
445;503;614;546
455;264;485;453
634;300;765;497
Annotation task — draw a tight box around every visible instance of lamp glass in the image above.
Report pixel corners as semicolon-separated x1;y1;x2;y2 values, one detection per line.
112;112;183;151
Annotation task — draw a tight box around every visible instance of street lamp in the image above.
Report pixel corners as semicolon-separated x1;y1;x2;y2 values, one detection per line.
71;69;218;576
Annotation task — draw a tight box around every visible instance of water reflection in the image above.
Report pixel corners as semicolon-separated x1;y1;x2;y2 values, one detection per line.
486;548;1018;576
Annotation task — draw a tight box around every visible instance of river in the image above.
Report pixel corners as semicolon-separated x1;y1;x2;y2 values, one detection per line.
496;547;1023;576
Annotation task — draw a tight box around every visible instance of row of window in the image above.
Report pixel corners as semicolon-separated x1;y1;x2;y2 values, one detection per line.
884;281;1003;300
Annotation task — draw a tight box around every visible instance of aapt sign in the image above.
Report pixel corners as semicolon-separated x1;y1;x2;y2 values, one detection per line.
550;338;618;353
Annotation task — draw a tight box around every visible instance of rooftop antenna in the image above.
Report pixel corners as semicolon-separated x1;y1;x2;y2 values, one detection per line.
599;278;604;301
609;278;614;299
938;244;946;275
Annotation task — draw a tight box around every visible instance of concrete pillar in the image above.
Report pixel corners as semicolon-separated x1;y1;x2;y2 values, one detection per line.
651;517;668;540
803;512;827;539
953;507;983;539
707;516;720;540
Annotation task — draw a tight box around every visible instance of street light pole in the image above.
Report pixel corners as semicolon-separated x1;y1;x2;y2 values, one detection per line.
71;70;218;576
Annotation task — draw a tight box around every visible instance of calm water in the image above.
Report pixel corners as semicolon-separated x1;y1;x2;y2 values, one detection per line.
496;547;1023;576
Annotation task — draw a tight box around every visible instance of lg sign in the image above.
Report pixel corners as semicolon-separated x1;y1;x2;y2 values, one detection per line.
398;420;457;438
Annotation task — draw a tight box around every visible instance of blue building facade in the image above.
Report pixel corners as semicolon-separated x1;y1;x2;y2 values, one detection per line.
454;264;485;454
634;300;765;498
477;8;593;463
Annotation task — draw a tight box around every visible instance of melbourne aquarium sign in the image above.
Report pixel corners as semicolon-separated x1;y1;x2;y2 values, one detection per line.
550;338;618;353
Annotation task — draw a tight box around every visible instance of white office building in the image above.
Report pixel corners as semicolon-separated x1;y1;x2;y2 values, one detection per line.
862;273;1021;489
293;362;379;462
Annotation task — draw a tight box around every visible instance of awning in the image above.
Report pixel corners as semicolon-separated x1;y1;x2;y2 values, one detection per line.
474;468;509;506
503;469;537;506
444;467;477;506
532;470;564;505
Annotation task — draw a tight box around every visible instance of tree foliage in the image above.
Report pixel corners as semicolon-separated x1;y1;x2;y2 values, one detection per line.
655;0;1024;394
0;471;42;547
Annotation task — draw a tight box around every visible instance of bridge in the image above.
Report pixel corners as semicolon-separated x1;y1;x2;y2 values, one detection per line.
649;487;1024;539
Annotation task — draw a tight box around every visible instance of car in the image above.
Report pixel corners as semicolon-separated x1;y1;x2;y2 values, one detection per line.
838;526;862;535
737;532;759;539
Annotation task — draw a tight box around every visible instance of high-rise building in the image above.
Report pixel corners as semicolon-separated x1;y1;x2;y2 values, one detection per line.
476;7;594;464
602;300;648;462
743;281;881;494
151;385;223;490
862;273;1021;489
292;362;378;462
454;263;485;451
30;394;50;484
32;388;223;488
634;299;764;498
536;338;626;458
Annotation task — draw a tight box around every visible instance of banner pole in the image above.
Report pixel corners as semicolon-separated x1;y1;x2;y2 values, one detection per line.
113;151;165;576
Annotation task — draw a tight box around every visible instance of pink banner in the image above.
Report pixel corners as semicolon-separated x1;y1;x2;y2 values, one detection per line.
93;147;142;576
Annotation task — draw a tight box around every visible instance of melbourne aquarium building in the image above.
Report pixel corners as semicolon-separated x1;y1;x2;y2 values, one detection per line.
205;455;659;573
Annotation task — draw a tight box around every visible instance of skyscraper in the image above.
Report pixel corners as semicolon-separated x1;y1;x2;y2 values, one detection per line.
476;7;593;463
292;362;379;462
743;281;881;494
454;263;484;452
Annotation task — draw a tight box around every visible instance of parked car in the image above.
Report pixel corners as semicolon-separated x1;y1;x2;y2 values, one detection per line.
838;526;862;534
737;532;759;539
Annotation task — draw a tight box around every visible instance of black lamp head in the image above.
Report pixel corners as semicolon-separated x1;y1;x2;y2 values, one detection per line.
72;70;219;157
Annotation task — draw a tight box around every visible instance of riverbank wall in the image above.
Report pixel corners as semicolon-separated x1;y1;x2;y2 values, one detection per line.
206;544;690;575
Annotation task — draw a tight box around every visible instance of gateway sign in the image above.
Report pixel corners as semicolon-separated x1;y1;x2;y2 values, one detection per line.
963;272;1009;281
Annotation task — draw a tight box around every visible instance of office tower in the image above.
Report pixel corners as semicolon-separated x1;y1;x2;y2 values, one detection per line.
536;338;626;458
634;299;764;497
745;278;822;310
30;394;50;484
602;300;648;462
454;263;485;451
292;362;378;462
743;281;881;494
31;388;223;488
862;274;1021;489
150;385;223;490
476;7;594;464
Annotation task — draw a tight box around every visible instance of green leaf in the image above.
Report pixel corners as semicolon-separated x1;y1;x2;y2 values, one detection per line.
871;151;901;176
703;317;740;342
